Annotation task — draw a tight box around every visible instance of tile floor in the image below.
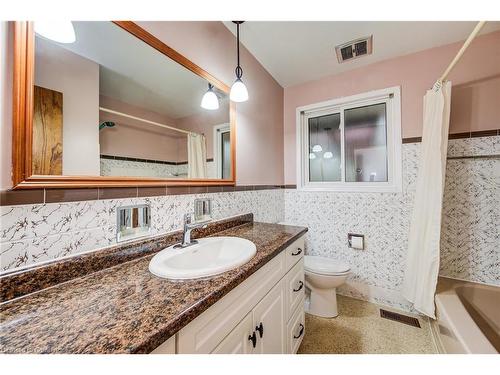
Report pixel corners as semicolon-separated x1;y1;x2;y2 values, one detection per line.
298;295;437;354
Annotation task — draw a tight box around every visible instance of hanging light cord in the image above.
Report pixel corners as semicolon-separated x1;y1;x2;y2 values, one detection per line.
235;22;243;79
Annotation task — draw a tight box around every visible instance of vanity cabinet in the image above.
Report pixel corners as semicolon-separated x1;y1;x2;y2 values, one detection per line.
153;235;305;354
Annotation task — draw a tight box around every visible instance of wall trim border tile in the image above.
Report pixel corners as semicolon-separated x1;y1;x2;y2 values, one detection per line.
402;128;499;144
0;184;292;206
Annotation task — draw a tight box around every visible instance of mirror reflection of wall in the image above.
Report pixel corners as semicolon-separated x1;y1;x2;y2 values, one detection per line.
33;21;231;180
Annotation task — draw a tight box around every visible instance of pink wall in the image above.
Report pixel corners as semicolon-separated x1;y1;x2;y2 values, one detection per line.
138;22;284;185
99;95;184;162
283;31;500;184
35;37;100;176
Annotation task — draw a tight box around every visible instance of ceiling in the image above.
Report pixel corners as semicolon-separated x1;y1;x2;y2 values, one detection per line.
223;21;500;87
41;21;227;119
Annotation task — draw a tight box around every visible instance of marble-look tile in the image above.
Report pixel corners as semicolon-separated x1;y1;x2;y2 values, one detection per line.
285;137;499;312
0;189;284;273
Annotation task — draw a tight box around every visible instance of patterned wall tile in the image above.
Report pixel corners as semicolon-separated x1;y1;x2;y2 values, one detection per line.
0;190;284;273
284;136;499;311
100;158;217;179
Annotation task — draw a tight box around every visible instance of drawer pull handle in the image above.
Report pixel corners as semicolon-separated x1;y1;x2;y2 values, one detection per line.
291;248;302;256
248;332;257;348
256;322;264;338
294;324;304;339
293;281;304;292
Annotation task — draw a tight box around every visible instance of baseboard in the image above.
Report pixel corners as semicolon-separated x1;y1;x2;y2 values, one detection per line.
337;281;417;314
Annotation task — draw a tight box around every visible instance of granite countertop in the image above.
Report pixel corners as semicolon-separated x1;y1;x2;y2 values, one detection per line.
0;221;307;354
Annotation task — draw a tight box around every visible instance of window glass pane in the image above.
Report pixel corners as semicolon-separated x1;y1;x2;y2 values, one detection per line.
344;103;388;182
308;113;341;182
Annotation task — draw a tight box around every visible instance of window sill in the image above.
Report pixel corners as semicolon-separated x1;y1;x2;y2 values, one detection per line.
297;184;402;193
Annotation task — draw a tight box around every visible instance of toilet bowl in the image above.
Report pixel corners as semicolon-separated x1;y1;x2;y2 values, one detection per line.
304;256;350;318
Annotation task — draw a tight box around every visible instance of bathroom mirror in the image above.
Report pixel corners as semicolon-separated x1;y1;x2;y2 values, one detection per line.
11;21;236;189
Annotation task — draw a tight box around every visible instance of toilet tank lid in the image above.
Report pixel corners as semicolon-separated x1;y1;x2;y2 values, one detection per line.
304;256;350;274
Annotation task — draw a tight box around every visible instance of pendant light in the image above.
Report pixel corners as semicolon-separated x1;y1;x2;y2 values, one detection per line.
230;21;249;102
201;83;219;110
35;21;76;44
312;144;323;153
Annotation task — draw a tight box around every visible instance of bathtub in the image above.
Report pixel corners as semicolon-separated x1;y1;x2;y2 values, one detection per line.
431;277;499;354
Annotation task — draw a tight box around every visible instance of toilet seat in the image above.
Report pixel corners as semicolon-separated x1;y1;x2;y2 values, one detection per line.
304;255;350;276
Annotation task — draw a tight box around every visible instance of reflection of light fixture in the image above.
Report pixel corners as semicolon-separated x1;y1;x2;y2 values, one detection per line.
323;151;333;159
309;153;316;160
35;21;76;43
200;83;219;110
312;144;322;153
230;21;249;102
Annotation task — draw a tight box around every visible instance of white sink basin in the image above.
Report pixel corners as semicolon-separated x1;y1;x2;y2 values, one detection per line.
149;236;257;280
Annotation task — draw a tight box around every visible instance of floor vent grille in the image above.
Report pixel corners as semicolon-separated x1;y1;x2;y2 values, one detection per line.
380;309;421;328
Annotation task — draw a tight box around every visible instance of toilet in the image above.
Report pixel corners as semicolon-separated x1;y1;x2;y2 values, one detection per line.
304;256;350;318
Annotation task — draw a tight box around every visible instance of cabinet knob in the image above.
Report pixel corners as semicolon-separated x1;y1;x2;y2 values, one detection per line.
293;281;304;292
293;324;304;339
255;322;264;338
291;248;302;256
248;331;257;348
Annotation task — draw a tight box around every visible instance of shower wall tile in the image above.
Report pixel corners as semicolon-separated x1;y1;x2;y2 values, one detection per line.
100;158;216;179
0;190;284;273
284;135;499;312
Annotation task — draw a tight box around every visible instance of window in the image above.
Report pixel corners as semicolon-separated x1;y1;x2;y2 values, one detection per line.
297;86;402;192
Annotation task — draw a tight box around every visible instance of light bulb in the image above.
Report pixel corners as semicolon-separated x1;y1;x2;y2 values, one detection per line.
230;79;249;102
323;151;333;159
35;21;76;44
312;144;322;153
200;88;219;110
309;153;316;160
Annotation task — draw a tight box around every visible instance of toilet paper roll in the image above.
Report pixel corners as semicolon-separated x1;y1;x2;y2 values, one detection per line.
350;235;364;249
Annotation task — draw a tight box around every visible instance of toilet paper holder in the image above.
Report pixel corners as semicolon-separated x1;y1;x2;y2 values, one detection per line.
347;233;364;249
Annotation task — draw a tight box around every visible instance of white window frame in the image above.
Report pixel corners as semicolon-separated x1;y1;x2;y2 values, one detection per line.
296;86;402;193
213;123;230;179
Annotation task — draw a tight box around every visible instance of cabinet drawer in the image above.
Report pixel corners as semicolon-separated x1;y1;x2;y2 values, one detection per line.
285;236;305;271
286;299;305;354
286;259;304;321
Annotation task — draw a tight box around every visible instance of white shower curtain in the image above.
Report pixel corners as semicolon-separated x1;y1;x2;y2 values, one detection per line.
402;81;451;318
187;133;207;178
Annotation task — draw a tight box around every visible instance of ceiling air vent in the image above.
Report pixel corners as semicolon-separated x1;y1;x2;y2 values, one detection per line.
335;35;373;63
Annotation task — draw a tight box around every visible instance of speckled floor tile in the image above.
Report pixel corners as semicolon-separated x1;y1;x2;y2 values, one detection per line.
298;295;437;354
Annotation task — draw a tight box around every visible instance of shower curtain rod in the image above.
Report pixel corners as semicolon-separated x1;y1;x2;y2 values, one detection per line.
99;107;193;135
436;21;486;85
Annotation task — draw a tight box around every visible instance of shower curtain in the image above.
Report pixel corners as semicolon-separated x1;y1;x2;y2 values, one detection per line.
187;133;207;178
402;81;451;318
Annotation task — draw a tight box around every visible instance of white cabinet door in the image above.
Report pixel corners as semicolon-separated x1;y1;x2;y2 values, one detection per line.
212;312;254;354
253;279;286;354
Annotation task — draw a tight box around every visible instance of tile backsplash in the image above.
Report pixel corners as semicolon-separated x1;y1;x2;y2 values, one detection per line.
1;189;284;272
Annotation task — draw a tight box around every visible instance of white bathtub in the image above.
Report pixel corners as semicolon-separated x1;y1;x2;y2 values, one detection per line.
431;277;499;354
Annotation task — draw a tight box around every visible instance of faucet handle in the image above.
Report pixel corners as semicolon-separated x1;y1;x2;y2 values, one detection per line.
184;212;193;224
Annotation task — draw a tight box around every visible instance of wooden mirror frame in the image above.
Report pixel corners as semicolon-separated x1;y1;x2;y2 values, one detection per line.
11;21;236;189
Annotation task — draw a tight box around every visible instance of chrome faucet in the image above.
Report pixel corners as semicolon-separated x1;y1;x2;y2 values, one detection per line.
175;213;211;248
